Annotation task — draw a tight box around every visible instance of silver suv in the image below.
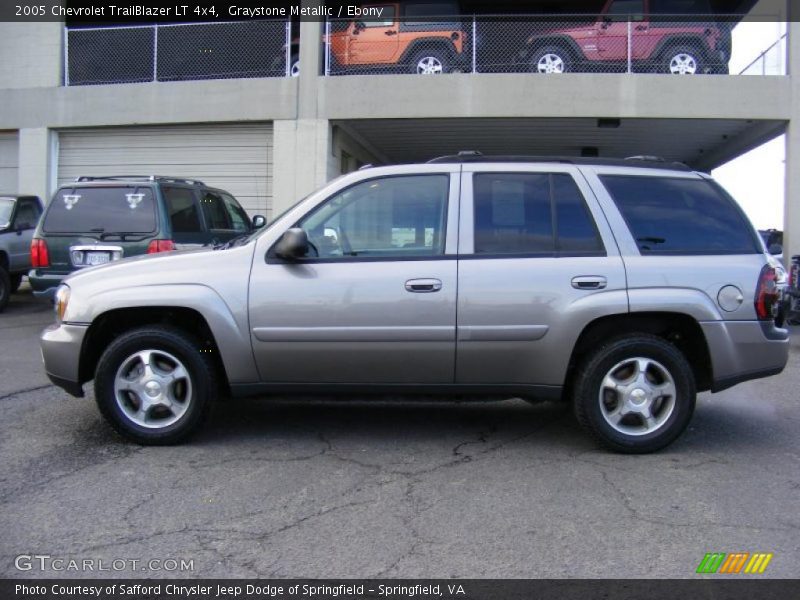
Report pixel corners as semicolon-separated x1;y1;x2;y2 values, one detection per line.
40;156;790;453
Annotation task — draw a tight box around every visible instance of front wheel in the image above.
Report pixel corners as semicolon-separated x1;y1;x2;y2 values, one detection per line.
411;49;449;75
94;327;217;445
573;334;696;453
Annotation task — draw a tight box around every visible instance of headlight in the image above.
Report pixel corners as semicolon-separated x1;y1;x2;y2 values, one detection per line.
55;284;71;322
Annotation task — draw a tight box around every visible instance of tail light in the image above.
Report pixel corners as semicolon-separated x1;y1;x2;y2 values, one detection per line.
146;239;176;254
754;265;780;320
31;238;49;268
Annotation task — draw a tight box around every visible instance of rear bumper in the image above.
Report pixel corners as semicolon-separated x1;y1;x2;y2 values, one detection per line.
701;320;790;393
41;322;88;397
28;270;67;300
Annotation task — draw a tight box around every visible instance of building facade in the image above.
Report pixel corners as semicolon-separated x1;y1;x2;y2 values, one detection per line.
0;0;798;257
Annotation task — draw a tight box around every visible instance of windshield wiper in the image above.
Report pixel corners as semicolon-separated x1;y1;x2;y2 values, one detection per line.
214;233;251;250
637;236;666;246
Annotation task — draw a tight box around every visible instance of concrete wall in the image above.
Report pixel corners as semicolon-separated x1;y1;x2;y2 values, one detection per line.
0;23;62;89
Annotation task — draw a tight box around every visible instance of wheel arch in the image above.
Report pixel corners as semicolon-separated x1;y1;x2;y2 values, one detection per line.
653;35;712;61
567;312;714;393
399;38;458;64
524;36;585;62
76;285;259;389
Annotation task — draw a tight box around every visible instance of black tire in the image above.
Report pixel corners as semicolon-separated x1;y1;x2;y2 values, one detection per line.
0;268;9;312
662;45;705;75
573;334;696;454
9;274;23;293
410;48;450;75
94;326;217;445
529;46;572;74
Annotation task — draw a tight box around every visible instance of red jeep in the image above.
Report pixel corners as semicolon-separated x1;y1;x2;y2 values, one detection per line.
521;0;731;74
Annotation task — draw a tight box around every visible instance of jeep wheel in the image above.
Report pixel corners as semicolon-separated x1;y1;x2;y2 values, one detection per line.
664;47;704;74
573;334;696;453
0;269;9;312
94;326;216;445
9;274;22;293
530;47;571;74
290;54;300;77
412;50;449;75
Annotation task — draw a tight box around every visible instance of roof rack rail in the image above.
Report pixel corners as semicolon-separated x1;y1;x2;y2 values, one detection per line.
426;152;691;171
73;175;206;185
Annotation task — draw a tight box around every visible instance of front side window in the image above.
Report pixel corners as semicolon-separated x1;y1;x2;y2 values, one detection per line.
44;187;156;234
473;173;603;255
299;175;449;259
222;193;251;232
600;175;760;255
0;198;16;228
361;5;396;27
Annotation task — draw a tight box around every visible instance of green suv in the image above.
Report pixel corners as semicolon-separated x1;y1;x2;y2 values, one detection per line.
29;176;264;299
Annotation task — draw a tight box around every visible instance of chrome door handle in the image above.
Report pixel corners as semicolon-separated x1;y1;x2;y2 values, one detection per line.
405;278;442;293
571;276;607;290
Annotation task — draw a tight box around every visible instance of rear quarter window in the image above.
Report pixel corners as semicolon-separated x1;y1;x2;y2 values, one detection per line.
600;175;759;255
44;187;156;234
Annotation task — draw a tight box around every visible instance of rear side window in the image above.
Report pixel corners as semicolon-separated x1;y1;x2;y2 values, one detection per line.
162;186;202;233
473;173;604;255
44;187;156;234
13;199;42;229
600;175;760;255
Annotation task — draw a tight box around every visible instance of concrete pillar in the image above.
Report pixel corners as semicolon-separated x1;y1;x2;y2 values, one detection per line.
271;119;332;216
784;18;800;259
17;128;55;202
271;7;335;217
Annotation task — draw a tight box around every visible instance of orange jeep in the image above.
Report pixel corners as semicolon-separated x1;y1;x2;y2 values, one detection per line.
292;2;467;75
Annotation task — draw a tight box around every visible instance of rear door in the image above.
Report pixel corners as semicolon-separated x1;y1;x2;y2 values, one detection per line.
455;164;628;388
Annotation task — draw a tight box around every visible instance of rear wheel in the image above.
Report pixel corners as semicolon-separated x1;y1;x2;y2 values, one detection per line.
94;326;217;445
0;269;9;312
573;334;696;453
411;49;449;75
530;46;571;74
663;46;704;74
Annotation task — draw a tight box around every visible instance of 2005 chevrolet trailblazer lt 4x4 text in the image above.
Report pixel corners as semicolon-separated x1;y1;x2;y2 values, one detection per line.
40;155;790;453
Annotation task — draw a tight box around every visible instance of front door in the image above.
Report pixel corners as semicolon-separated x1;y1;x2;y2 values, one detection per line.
347;5;400;65
596;0;647;62
456;165;628;388
248;169;459;384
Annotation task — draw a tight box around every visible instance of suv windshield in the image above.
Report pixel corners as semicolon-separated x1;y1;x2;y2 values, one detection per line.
44;187;157;234
0;197;14;228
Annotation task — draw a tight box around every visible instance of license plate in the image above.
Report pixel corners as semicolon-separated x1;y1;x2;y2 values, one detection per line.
86;252;111;266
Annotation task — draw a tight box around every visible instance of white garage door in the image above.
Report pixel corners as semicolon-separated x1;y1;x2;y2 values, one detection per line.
0;132;19;194
57;124;273;217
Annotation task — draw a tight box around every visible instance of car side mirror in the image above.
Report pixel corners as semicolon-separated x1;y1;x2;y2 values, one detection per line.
274;228;310;260
251;215;267;229
768;243;783;256
353;21;365;33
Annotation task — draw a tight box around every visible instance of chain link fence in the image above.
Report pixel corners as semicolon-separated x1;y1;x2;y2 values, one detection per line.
66;20;291;86
321;14;788;77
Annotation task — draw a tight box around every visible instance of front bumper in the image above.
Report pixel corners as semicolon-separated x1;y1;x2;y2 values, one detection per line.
701;320;790;393
41;322;88;397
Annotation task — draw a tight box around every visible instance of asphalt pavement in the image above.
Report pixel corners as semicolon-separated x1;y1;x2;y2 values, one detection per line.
1;283;798;579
